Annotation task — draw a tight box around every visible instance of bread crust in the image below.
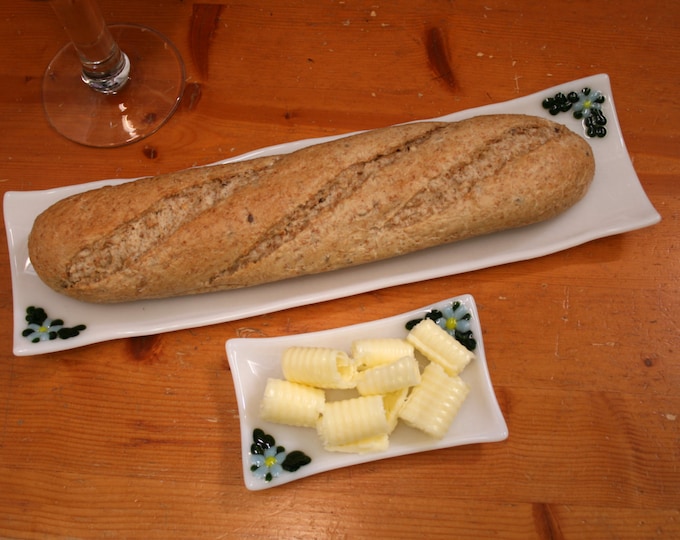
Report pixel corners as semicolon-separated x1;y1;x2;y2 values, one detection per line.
28;114;595;303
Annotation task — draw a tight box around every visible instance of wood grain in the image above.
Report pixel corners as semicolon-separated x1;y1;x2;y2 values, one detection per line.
1;0;679;538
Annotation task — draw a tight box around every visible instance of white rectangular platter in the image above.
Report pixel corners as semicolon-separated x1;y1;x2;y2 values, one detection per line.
3;74;660;355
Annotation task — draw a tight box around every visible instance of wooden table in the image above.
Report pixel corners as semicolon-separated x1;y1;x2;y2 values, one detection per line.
1;0;678;538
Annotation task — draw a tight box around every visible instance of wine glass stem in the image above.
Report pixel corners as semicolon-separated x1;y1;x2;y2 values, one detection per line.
49;0;130;94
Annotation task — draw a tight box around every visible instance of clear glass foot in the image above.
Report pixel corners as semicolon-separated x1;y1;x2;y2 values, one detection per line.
42;24;185;148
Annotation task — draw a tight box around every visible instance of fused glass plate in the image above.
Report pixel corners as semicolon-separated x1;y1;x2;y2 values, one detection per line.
226;294;508;490
4;74;660;355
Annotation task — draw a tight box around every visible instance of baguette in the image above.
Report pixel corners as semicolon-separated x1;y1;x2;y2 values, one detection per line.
28;114;595;303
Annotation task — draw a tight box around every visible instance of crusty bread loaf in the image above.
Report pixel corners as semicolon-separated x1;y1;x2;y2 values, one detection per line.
28;114;595;303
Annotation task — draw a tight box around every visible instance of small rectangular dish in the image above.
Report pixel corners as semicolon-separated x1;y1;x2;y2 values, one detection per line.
226;294;508;490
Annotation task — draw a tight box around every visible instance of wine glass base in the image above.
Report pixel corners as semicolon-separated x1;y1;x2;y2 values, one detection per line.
42;24;185;148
